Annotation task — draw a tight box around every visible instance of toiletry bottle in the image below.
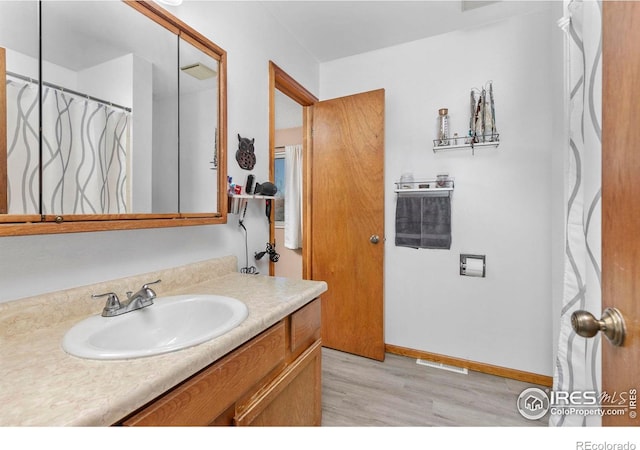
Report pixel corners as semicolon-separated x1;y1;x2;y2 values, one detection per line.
438;108;450;146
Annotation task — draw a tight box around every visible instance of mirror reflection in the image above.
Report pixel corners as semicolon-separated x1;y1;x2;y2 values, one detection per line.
2;0;39;215
41;1;180;215
178;38;219;214
1;0;222;218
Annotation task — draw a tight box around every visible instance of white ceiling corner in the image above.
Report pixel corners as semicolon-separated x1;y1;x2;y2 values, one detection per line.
261;1;554;63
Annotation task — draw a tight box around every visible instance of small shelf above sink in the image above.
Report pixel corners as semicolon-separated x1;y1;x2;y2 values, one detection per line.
228;194;276;215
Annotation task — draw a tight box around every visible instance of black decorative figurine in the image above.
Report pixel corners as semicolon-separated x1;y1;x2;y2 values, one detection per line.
236;134;256;170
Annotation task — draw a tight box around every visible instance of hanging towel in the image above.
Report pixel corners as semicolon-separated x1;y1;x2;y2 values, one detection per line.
395;192;451;249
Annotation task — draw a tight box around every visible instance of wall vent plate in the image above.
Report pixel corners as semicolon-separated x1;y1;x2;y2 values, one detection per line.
416;359;468;375
180;62;217;80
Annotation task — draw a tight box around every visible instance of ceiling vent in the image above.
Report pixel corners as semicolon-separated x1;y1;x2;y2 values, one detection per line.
180;62;217;80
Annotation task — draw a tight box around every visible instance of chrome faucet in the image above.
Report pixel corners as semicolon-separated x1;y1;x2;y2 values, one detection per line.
93;279;161;317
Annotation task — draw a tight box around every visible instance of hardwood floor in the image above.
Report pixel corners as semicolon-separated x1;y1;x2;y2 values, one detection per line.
321;348;549;426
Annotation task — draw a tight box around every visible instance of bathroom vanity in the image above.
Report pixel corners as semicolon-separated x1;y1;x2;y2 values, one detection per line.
0;256;327;426
121;298;322;426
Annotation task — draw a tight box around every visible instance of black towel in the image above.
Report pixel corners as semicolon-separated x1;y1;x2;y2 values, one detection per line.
395;193;451;249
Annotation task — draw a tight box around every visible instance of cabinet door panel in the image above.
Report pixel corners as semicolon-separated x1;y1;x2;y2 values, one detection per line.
234;340;322;426
290;298;321;359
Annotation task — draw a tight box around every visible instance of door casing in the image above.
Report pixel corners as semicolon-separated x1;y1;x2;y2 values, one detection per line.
268;62;317;278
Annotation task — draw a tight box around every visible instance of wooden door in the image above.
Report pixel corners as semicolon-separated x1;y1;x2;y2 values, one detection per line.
310;89;385;361
602;1;640;426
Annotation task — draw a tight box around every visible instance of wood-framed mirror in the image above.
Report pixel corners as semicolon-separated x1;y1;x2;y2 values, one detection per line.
0;0;227;236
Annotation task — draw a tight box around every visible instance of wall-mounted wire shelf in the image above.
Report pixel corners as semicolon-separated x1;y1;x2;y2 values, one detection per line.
394;178;454;196
228;193;276;215
433;134;499;154
229;194;276;200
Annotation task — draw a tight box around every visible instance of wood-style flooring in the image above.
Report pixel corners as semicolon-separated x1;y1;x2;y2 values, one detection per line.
321;348;549;426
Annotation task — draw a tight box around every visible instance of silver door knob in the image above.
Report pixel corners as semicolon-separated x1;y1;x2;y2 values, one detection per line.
571;307;626;347
370;235;380;244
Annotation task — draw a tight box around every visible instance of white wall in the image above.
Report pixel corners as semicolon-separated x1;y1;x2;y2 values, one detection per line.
179;87;218;213
0;2;318;302
77;54;133;107
320;6;564;376
549;1;567;369
131;55;154;213
152;93;180;213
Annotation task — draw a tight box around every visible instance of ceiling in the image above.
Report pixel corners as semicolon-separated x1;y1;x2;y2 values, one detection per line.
260;1;554;63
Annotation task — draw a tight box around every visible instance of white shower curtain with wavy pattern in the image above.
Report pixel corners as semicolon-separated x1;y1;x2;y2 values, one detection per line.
6;79;131;215
6;78;39;214
552;0;602;427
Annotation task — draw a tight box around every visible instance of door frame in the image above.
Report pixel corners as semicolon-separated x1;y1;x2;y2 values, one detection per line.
268;62;318;278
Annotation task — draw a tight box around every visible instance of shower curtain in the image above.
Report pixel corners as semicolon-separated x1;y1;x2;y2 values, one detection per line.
5;78;39;215
552;0;602;427
6;78;131;215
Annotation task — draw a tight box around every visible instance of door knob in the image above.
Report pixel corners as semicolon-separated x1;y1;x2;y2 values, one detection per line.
571;307;626;347
370;235;380;244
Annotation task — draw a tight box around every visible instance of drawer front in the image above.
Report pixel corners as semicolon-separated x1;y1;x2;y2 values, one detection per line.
290;298;321;358
123;321;286;426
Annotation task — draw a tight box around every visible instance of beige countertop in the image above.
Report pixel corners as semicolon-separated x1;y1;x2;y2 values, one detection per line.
0;256;327;426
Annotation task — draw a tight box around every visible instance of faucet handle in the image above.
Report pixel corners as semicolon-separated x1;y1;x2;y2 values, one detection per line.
92;292;121;316
132;279;162;304
141;279;161;298
142;279;162;290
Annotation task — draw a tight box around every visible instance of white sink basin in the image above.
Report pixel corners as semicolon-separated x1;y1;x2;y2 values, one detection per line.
62;294;248;360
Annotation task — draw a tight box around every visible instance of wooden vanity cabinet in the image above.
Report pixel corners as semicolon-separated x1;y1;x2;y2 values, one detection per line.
121;298;321;426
